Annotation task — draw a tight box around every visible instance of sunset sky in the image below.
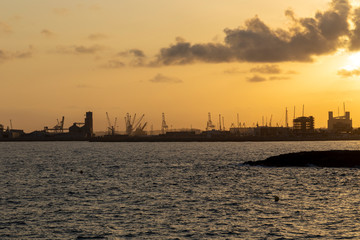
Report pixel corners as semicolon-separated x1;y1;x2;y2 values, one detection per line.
2;0;360;132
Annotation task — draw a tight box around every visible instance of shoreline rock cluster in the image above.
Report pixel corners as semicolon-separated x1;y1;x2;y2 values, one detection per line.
244;150;360;168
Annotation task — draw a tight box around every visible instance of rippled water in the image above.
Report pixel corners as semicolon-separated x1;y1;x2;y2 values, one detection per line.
2;141;360;239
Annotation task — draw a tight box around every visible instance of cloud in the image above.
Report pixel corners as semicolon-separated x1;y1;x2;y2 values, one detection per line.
117;49;146;66
53;8;69;16
101;60;125;69
0;46;34;64
129;49;145;58
55;45;104;54
0;21;12;34
269;76;291;80
0;50;10;62
77;4;102;11
250;64;282;74
349;8;360;50
41;29;55;38
247;74;292;82
149;74;183;83
247;75;267;82
15;50;33;59
151;0;355;65
118;49;146;58
224;68;246;74
88;33;107;41
286;70;298;74
337;68;360;77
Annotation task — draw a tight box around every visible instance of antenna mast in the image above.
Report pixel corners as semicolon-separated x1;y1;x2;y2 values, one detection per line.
237;113;240;128
222;116;225;131
219;114;222;131
302;104;304;117
293;106;296;120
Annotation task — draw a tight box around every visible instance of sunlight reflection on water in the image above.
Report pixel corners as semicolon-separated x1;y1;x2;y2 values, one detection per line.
1;141;360;239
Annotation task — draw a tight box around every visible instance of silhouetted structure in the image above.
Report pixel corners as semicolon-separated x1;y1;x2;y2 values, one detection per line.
0;128;25;138
206;112;215;131
161;113;168;134
44;116;65;133
229;127;254;136
293;116;314;134
328;111;352;133
254;126;290;136
69;111;93;138
125;113;147;136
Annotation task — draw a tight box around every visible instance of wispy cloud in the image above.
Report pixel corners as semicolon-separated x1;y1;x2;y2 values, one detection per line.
101;60;125;69
41;29;55;38
118;49;146;58
337;68;360;77
53;8;69;16
250;65;282;74
55;45;104;55
88;33;107;41
0;46;34;64
77;4;102;11
149;74;183;83
0;21;12;34
117;49;146;66
286;70;298;75
269;76;291;80
247;75;267;82
223;68;246;74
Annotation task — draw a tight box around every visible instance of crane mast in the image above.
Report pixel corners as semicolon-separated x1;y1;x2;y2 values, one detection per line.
161;113;168;134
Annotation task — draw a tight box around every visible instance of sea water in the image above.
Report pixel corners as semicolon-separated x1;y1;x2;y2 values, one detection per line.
2;141;360;239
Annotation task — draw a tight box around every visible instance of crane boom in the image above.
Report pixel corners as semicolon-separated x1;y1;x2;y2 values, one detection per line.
131;113;137;126
106;112;112;128
134;114;145;129
141;122;148;130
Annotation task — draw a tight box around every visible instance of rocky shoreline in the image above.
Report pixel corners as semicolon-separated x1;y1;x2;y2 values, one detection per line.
244;150;360;168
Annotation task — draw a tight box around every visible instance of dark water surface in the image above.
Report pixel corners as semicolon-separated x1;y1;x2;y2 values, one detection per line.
2;141;360;239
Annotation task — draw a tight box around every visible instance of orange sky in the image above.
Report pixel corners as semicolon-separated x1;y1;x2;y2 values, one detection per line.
2;0;360;132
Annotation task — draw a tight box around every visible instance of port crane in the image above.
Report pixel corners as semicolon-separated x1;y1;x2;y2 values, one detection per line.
161;113;168;134
125;113;147;135
206;112;215;131
106;112;117;136
44;116;65;133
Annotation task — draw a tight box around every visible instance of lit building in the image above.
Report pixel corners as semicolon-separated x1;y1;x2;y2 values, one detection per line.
293;116;314;134
328;111;352;133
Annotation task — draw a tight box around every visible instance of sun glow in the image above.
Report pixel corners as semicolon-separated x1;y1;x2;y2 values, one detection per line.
351;0;360;8
341;52;360;71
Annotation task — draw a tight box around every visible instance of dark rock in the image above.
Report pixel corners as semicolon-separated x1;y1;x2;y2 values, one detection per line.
244;150;360;168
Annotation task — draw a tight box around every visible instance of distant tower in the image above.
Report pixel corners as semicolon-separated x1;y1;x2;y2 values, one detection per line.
84;111;93;137
285;107;288;128
161;113;168;134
